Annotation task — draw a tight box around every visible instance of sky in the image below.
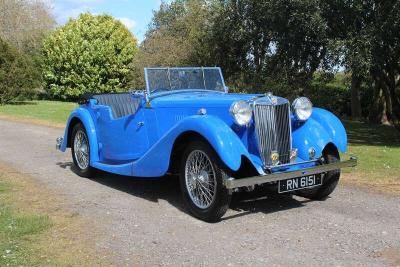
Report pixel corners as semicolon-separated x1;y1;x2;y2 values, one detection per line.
51;0;165;43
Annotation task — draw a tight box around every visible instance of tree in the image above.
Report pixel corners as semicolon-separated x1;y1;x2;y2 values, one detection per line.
132;0;213;88
322;0;400;126
321;0;400;126
0;38;40;104
0;0;54;101
143;0;400;127
208;0;336;95
321;0;373;120
0;0;54;52
369;1;400;128
42;13;138;100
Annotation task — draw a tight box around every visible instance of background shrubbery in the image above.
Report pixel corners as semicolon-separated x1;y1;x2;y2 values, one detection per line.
0;38;41;104
42;14;138;100
0;0;399;128
138;0;400;126
0;0;54;104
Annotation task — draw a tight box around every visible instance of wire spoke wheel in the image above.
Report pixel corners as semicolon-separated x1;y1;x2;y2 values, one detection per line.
180;141;231;222
184;150;217;209
73;129;89;170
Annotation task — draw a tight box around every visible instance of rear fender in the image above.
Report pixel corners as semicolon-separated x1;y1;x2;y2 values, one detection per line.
60;107;99;164
132;115;259;177
292;108;347;160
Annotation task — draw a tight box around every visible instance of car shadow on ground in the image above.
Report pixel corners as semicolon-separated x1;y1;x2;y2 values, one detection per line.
57;161;312;221
224;190;311;220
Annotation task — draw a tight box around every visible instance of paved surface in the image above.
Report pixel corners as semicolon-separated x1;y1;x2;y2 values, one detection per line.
0;119;399;266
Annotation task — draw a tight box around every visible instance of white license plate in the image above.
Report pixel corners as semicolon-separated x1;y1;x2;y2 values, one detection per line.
278;174;322;193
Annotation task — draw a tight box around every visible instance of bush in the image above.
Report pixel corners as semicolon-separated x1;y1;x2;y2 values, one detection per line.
226;71;352;117
42;13;138;100
0;39;40;104
305;73;351;116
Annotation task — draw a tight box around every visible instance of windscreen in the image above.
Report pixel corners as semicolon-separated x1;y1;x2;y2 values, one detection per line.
145;68;225;94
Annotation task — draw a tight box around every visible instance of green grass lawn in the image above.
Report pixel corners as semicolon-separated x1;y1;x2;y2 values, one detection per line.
0;100;76;125
0;164;102;266
0;181;52;266
0;100;399;189
344;120;400;183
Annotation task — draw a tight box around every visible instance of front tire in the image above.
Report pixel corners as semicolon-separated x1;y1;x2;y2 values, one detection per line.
296;145;341;200
179;141;231;222
71;123;94;178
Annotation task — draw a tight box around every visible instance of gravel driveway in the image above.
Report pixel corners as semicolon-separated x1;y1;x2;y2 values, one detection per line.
0;119;399;266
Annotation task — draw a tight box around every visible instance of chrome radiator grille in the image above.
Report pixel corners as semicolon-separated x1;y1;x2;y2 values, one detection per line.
253;102;292;167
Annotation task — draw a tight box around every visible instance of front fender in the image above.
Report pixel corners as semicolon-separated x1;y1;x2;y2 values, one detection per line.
132;115;256;177
60;107;99;164
292;108;347;160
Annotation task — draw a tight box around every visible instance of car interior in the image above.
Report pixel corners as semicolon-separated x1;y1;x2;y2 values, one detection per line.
93;93;141;119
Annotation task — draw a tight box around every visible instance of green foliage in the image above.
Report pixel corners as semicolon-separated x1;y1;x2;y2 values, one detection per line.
143;0;400;127
206;0;337;92
144;0;344;93
0;38;40;105
307;73;351;116
132;0;212;88
42;13;138;100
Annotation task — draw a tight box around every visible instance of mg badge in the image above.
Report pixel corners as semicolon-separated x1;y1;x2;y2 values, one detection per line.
271;151;280;165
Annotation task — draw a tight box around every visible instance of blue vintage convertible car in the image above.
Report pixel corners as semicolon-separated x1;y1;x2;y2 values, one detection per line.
57;67;357;222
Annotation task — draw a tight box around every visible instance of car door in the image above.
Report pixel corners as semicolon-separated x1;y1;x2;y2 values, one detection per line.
94;99;149;162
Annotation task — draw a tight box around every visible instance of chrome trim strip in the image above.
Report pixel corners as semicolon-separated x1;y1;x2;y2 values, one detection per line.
267;158;319;169
146;67;223;70
217;67;228;93
144;68;150;95
201;67;207;90
148;89;226;100
224;157;358;189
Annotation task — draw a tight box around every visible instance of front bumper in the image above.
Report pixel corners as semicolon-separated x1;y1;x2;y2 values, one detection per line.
224;156;357;189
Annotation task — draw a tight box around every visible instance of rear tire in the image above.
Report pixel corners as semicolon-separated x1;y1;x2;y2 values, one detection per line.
179;141;231;222
296;146;341;200
71;123;94;178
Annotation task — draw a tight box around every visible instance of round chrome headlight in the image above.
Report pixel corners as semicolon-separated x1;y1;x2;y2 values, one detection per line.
230;100;252;126
292;97;313;121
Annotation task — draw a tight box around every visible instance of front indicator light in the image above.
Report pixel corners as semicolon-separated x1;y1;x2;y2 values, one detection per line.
290;148;298;163
309;147;316;160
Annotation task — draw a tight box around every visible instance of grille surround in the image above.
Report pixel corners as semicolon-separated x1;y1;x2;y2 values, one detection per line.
253;96;292;168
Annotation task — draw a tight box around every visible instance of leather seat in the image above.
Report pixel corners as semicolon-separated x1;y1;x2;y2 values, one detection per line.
93;93;141;119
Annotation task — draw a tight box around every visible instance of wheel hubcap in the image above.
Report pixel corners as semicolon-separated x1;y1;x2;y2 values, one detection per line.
185;150;217;209
74;130;89;170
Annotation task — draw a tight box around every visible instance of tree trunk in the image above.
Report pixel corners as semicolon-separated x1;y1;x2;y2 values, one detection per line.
380;70;400;129
369;74;389;124
351;73;362;120
387;85;400;130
